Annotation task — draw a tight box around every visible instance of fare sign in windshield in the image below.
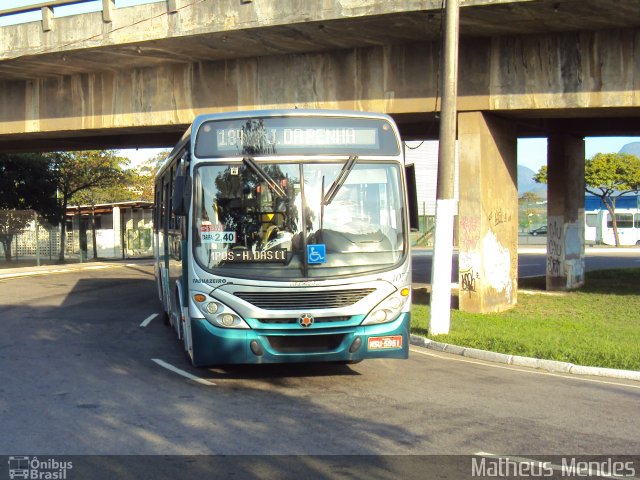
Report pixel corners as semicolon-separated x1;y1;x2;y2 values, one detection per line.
195;116;400;157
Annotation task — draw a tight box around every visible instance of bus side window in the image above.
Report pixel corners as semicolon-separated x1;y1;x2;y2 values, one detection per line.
154;183;161;233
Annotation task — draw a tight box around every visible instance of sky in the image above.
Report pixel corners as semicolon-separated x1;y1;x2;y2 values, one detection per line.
517;136;640;173
119;148;168;169
2;1;639;171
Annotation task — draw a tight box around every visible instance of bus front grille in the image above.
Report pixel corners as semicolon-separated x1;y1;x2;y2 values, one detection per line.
266;334;345;353
258;316;349;325
235;288;375;310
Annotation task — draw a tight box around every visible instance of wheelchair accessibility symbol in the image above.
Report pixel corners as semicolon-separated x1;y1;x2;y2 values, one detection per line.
307;244;326;264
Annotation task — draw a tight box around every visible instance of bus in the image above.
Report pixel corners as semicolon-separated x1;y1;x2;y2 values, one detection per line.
154;109;417;366
585;208;640;246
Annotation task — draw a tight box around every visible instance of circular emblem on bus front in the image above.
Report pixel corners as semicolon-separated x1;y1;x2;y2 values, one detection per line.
299;314;314;328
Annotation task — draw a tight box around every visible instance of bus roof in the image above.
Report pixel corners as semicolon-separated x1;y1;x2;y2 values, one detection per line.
191;109;396;128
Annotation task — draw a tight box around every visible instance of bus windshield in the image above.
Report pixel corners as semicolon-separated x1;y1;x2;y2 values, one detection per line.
194;161;405;279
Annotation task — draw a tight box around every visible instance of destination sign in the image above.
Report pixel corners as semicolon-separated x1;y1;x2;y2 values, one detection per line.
195;116;400;157
209;249;288;263
215;127;377;151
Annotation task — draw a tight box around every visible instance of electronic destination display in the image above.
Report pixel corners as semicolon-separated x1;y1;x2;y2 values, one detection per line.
195;116;400;157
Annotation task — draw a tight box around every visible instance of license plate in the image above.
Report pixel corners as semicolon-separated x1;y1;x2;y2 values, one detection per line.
367;335;403;350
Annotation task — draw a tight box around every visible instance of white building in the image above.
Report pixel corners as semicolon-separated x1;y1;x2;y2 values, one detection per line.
403;140;458;216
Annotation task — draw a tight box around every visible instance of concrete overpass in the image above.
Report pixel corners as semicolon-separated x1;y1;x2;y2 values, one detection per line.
2;0;640;311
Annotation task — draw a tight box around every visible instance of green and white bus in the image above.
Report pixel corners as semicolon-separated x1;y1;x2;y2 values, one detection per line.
154;109;416;366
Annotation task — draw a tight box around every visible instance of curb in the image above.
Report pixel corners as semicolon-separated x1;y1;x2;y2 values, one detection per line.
410;335;640;382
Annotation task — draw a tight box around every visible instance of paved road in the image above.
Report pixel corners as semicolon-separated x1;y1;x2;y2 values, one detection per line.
1;262;638;475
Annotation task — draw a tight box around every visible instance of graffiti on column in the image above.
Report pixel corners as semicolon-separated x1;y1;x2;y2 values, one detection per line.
460;267;479;294
488;208;512;227
459;216;480;250
459;216;481;296
547;216;564;277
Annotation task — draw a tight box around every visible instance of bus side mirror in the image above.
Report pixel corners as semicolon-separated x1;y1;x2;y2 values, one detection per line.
172;175;192;216
405;164;419;231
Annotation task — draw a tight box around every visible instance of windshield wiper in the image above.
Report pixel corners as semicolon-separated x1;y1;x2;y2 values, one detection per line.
322;155;358;205
242;156;285;198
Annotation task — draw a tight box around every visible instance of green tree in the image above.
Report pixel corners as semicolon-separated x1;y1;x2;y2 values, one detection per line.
585;153;640;246
133;150;169;202
47;150;128;262
519;191;542;204
518;191;544;231
533;165;547;185
535;153;640;246
0;153;60;261
75;150;168;205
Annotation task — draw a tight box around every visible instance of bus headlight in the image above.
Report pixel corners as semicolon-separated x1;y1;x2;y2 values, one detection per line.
193;294;249;329
362;287;410;325
205;302;220;314
218;313;242;328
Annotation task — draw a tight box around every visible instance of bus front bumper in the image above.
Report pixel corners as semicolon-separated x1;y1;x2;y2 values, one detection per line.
190;313;410;366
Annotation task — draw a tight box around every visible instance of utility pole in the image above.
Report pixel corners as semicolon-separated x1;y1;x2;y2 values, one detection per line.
429;0;459;335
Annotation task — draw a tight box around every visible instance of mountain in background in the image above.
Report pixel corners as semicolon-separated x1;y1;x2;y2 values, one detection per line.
518;165;547;198
619;142;640;157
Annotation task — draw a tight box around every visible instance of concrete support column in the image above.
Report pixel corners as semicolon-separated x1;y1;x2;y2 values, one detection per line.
72;213;81;257
458;112;518;313
546;134;586;290
112;206;122;258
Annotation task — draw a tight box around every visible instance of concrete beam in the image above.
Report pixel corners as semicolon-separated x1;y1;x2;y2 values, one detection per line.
0;43;441;139
1;27;639;147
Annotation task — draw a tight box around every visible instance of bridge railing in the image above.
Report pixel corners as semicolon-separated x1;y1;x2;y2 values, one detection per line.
0;0;189;29
0;1;94;17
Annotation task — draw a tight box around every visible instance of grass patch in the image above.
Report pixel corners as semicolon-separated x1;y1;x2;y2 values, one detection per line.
411;269;640;371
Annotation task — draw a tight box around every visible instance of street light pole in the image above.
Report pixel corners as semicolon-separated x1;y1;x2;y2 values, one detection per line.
429;0;459;335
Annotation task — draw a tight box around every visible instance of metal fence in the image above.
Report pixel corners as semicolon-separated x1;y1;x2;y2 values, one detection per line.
0;209;153;264
0;210;74;263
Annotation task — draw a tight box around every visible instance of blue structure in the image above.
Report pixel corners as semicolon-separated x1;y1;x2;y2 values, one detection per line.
585;194;639;210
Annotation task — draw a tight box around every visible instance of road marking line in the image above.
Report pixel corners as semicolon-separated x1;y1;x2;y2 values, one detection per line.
474;452;640;480
151;358;216;386
139;313;159;328
409;348;640;390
